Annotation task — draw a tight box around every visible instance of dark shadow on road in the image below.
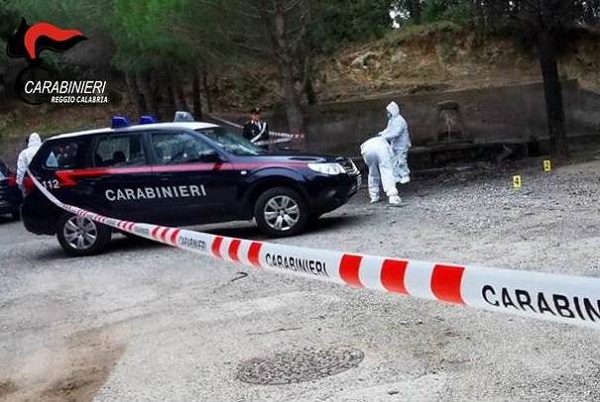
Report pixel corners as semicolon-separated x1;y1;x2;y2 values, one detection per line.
30;234;167;262
108;235;169;252
0;216;19;225
32;247;71;261
206;214;367;239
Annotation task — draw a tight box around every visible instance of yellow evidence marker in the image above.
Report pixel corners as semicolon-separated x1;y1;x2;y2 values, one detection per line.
543;160;552;172
513;175;522;190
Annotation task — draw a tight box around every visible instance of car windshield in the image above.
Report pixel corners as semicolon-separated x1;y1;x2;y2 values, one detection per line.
196;127;267;156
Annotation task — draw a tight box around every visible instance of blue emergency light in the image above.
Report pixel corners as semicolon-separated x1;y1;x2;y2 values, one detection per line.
139;115;157;124
111;116;130;129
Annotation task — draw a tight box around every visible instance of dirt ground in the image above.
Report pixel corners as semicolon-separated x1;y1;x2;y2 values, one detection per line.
0;156;599;401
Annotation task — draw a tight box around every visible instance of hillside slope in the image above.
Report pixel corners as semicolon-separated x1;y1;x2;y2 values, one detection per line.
313;22;600;103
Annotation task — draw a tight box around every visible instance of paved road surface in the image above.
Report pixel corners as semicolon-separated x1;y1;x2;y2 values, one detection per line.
1;159;599;401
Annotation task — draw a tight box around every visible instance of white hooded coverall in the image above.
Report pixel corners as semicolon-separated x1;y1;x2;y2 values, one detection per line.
379;101;411;182
16;133;42;190
360;136;398;201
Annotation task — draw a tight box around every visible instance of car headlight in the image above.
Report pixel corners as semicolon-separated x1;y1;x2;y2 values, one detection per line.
349;159;359;172
308;162;346;175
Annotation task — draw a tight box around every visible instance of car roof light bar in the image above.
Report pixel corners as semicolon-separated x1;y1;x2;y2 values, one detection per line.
139;115;157;124
111;116;130;129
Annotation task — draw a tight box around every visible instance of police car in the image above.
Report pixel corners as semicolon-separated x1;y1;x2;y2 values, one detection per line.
21;114;361;256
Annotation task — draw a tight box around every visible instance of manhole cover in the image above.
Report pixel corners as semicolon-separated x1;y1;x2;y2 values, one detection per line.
237;346;364;385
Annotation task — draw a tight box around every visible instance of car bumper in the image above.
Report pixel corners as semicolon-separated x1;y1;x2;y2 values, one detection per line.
308;173;361;214
0;195;22;216
21;193;60;235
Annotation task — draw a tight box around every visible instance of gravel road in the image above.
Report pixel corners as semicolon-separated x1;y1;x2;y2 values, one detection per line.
1;158;599;402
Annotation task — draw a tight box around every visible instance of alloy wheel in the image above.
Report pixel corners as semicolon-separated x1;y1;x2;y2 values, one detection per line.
63;216;98;250
263;195;300;232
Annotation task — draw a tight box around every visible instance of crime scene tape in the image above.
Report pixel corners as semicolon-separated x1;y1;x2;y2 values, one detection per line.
253;138;295;146
209;114;305;142
28;171;600;330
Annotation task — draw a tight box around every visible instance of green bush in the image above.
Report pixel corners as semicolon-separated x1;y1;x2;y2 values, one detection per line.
422;0;474;26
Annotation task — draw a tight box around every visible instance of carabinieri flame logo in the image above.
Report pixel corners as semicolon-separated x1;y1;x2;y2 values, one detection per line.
7;18;87;63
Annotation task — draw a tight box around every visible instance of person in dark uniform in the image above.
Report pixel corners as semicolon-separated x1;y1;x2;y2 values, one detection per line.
242;107;269;149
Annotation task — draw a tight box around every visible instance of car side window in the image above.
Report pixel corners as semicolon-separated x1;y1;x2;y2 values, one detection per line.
151;132;218;165
94;134;146;167
43;139;91;169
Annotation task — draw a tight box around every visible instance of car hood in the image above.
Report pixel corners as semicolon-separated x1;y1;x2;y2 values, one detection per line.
234;152;344;164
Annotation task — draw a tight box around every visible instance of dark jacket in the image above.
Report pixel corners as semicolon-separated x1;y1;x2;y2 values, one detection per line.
242;120;269;145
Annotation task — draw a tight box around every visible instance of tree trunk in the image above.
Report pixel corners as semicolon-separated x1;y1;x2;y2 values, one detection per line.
136;72;159;119
126;71;145;116
163;76;177;120
537;30;569;161
303;53;317;105
407;0;422;24
280;61;304;135
202;70;212;113
272;3;305;142
172;74;190;112
192;68;203;120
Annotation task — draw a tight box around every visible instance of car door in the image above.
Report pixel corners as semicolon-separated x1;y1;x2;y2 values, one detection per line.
148;130;239;225
84;131;156;221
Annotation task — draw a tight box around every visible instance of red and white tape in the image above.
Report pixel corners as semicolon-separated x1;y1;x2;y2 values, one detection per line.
253;137;295;146
209;114;305;142
29;171;600;330
269;132;305;140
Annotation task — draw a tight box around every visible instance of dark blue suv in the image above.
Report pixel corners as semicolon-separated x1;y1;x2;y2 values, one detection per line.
21;120;361;256
0;159;22;220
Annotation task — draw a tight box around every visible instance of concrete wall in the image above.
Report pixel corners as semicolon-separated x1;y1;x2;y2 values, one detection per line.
270;80;600;157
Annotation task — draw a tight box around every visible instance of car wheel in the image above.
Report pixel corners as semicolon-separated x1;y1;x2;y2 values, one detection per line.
56;213;111;256
11;209;20;220
254;187;309;237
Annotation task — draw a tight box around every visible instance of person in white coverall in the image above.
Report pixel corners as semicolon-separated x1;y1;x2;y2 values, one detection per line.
360;136;401;205
16;133;42;192
378;101;411;184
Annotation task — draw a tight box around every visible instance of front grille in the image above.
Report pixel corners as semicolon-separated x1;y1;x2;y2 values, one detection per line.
336;157;359;175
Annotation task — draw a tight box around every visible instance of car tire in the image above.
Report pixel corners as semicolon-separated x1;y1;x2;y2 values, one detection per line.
11;209;20;220
254;187;309;237
56;212;112;256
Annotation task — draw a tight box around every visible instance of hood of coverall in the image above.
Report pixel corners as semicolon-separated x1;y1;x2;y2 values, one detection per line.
386;102;400;118
27;133;41;148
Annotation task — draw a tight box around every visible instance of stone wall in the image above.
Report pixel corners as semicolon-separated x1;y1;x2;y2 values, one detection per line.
268;80;600;157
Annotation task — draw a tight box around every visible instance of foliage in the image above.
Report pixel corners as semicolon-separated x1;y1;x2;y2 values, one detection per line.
420;0;474;26
308;0;393;54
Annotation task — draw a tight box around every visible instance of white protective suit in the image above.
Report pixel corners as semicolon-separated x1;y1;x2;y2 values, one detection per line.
379;101;411;183
16;133;42;190
360;136;400;204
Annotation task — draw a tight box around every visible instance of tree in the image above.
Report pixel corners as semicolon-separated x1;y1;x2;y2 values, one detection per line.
191;0;393;137
406;0;423;24
190;0;314;136
489;1;600;160
309;0;393;52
